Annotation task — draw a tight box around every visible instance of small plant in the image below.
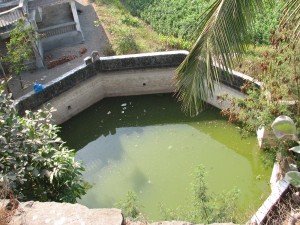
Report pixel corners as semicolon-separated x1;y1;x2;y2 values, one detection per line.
121;14;140;27
160;165;240;224
113;28;140;54
159;35;191;50
115;191;142;219
5;18;38;89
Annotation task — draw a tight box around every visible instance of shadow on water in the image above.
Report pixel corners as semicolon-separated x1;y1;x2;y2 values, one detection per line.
60;93;224;150
60;93;228;186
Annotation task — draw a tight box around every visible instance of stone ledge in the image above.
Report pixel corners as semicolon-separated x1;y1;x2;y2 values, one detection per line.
3;200;239;225
9;201;124;225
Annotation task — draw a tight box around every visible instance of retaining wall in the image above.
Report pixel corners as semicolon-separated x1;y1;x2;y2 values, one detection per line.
15;50;255;124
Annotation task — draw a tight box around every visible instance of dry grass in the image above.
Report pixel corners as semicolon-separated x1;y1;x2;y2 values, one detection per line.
264;187;300;225
0;180;18;225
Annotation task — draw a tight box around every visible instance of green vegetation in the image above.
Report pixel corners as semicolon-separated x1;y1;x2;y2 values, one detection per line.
252;0;283;44
94;0;166;54
124;0;213;46
0;86;88;203
116;191;141;219
124;0;282;47
222;25;300;136
161;165;240;223
118;166;239;223
4;19;36;89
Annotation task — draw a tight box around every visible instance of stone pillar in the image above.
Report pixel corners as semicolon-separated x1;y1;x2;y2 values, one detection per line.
91;51;100;62
84;56;92;65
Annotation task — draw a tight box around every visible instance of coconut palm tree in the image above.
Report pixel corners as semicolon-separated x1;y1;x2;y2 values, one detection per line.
175;0;299;115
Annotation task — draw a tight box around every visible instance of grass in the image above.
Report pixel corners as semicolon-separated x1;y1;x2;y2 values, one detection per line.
93;0;278;77
94;0;170;54
233;45;275;77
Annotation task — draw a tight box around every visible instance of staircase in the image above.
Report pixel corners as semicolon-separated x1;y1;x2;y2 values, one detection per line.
0;0;24;38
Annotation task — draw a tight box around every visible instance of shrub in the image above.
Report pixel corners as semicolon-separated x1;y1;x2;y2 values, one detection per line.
115;191;141;219
251;0;284;44
123;0;155;17
113;28;140;54
123;0;283;47
139;0;213;41
0;86;88;203
221;22;300;136
121;14;140;27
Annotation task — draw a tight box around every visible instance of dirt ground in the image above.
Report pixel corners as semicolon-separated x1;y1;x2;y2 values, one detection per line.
8;0;111;99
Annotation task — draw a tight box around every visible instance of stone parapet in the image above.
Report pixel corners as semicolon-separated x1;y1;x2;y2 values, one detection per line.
15;50;253;119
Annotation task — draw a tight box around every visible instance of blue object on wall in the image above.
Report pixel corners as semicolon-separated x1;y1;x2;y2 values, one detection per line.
34;83;45;93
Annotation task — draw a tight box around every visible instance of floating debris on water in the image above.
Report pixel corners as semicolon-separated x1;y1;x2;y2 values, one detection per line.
121;103;127;107
107;111;111;115
121;111;124;113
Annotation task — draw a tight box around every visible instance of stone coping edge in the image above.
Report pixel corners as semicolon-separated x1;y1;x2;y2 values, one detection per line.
250;163;290;224
14;50;258;115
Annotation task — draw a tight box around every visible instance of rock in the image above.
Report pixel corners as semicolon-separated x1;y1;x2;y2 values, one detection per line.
150;222;237;225
9;201;124;225
151;222;193;225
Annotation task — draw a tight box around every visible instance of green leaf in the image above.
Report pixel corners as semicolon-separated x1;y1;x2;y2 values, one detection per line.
175;0;262;115
29;129;35;139
289;146;300;154
285;171;300;188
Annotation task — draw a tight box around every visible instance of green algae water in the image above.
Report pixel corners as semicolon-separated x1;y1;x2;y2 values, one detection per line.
60;94;271;221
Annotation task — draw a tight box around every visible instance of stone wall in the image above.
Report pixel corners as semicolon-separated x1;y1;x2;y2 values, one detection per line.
14;50;256;124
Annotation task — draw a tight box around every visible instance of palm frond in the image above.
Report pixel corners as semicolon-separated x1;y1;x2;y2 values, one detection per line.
175;0;261;115
280;0;300;40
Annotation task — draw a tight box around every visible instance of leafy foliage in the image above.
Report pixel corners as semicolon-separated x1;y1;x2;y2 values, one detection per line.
252;0;283;44
115;191;141;219
176;0;262;115
222;24;300;136
124;0;213;49
5;18;35;76
123;0;155;17
124;0;283;49
0;86;88;203
286;171;300;187
112;28;140;54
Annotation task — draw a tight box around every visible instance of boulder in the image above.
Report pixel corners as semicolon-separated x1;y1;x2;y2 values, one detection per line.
9;201;124;225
